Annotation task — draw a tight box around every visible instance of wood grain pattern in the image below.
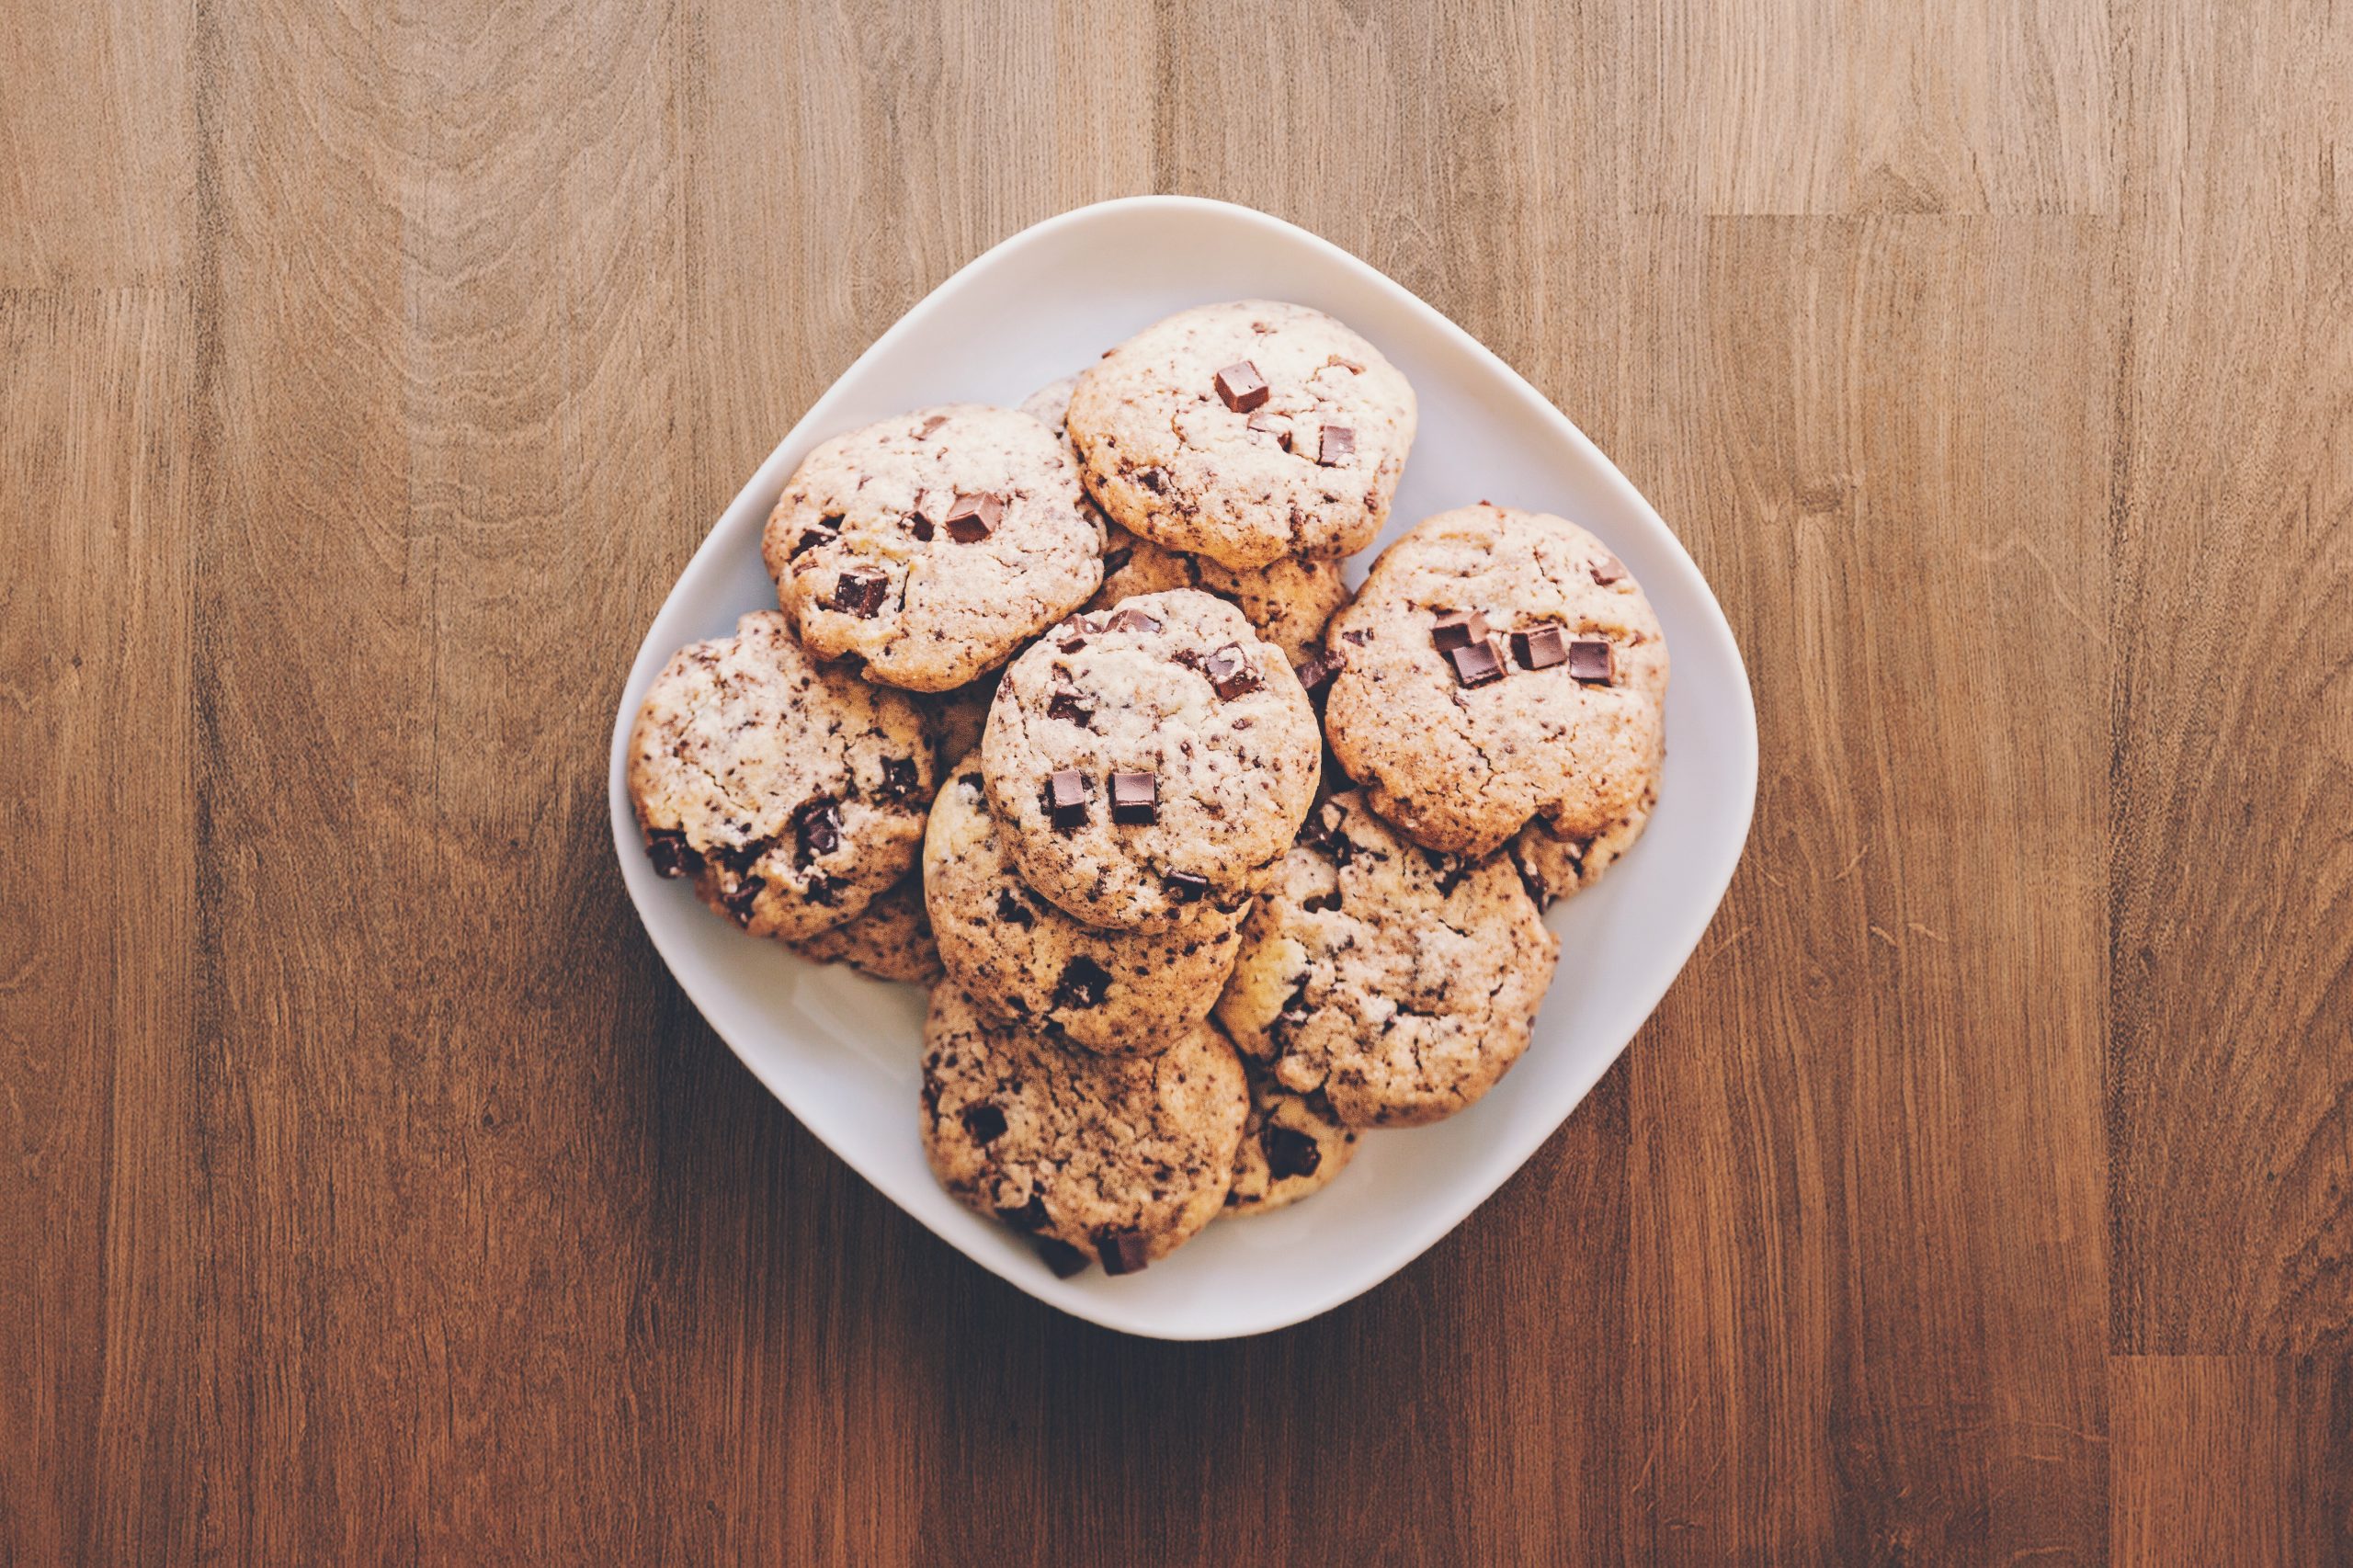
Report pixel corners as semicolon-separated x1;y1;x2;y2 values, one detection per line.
1;1;2346;1562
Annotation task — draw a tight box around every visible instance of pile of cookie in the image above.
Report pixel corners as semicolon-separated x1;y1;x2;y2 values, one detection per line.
627;301;1669;1278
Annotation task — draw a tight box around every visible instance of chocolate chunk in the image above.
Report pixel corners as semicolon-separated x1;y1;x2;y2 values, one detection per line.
1103;607;1161;634
1095;1227;1150;1276
995;889;1035;927
1055;614;1098;653
1448;639;1506;687
711;838;767;878
644;828;697;879
916;413;950;437
827;566;888;617
1109;770;1157;824
803;873;843;906
1101;546;1133;577
944;492;1002;543
1164;869;1211;902
722;876;764;925
1035;1238;1091;1278
1053;956;1112;1010
1291;645;1344;693
1245;409;1291;450
1047;769;1089;831
789;524;835;559
1263;1125;1323;1180
1430;610;1489;653
1567;639;1616;684
907;513;934;541
1510;624;1567;671
996;1193;1050;1232
1137;466;1167;494
958;771;983;793
1342;629;1370;647
1047;688;1096;727
879;756;922;801
1200;642;1261;700
961;1103;1007;1143
1591;554;1626;585
793;798;841;862
1423;848;1467;895
1302;890;1342;914
1316;425;1354;465
1213;359;1270;413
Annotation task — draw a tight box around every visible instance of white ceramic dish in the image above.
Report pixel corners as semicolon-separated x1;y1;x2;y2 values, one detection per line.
608;196;1756;1340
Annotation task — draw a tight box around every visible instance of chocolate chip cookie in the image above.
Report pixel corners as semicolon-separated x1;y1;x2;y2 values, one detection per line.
1511;740;1661;904
1024;372;1351;662
925;757;1245;1053
920;983;1247;1277
790;873;941;983
981;588;1322;930
1323;503;1668;858
1065;301;1417;570
627;610;934;941
1223;1064;1358;1216
1216;791;1558;1128
762;404;1103;691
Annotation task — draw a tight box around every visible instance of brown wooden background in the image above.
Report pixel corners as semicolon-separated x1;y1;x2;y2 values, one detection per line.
4;1;2348;1562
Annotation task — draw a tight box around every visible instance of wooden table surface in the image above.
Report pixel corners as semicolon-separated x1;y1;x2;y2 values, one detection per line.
5;2;2348;1562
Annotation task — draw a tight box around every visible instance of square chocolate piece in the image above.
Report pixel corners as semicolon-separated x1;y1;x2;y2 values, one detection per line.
1047;768;1090;830
1448;639;1506;688
1200;643;1261;700
1566;639;1615;684
1213;359;1270;413
1164;869;1210;902
1316;425;1354;465
1103;607;1162;634
1430;610;1490;653
1096;1228;1150;1276
943;492;1001;543
1511;624;1567;671
1590;554;1626;585
827;567;888;618
1109;770;1157;824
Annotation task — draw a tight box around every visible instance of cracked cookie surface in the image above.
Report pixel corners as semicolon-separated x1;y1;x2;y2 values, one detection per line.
1511;744;1661;904
982;588;1321;930
790;873;941;983
920;983;1247;1274
762;403;1103;691
1023;373;1350;662
926;757;1245;1053
626;610;934;941
1223;1062;1358;1215
1324;503;1668;858
1215;791;1558;1128
1064;301;1416;570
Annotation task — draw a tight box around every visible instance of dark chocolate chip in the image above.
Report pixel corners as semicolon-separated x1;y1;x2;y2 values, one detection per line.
1316;425;1354;465
1448;639;1506;687
1423;848;1467;895
1096;1228;1150;1276
803;873;843;906
879;756;922;801
1165;870;1211;903
1567;639;1616;684
1102;547;1133;577
827;567;888;617
1263;1125;1323;1180
1213;359;1271;413
711;838;767;877
958;771;983;793
1245;409;1291;450
1291;645;1344;693
916;413;950;437
723;876;764;925
1511;624;1568;671
790;525;835;559
1103;607;1161;634
1109;770;1157;824
1342;629;1370;647
995;889;1035;928
1200;642;1261;700
1053;956;1112;1010
944;492;1002;543
1430;610;1490;653
793;797;841;862
1302;890;1342;914
1047;769;1089;831
644;828;697;879
996;1193;1050;1232
1137;467;1167;494
961;1103;1007;1142
1048;688;1096;727
1035;1238;1091;1278
1591;554;1626;585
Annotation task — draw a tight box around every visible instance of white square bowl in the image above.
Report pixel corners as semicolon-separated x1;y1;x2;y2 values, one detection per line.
608;196;1756;1340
